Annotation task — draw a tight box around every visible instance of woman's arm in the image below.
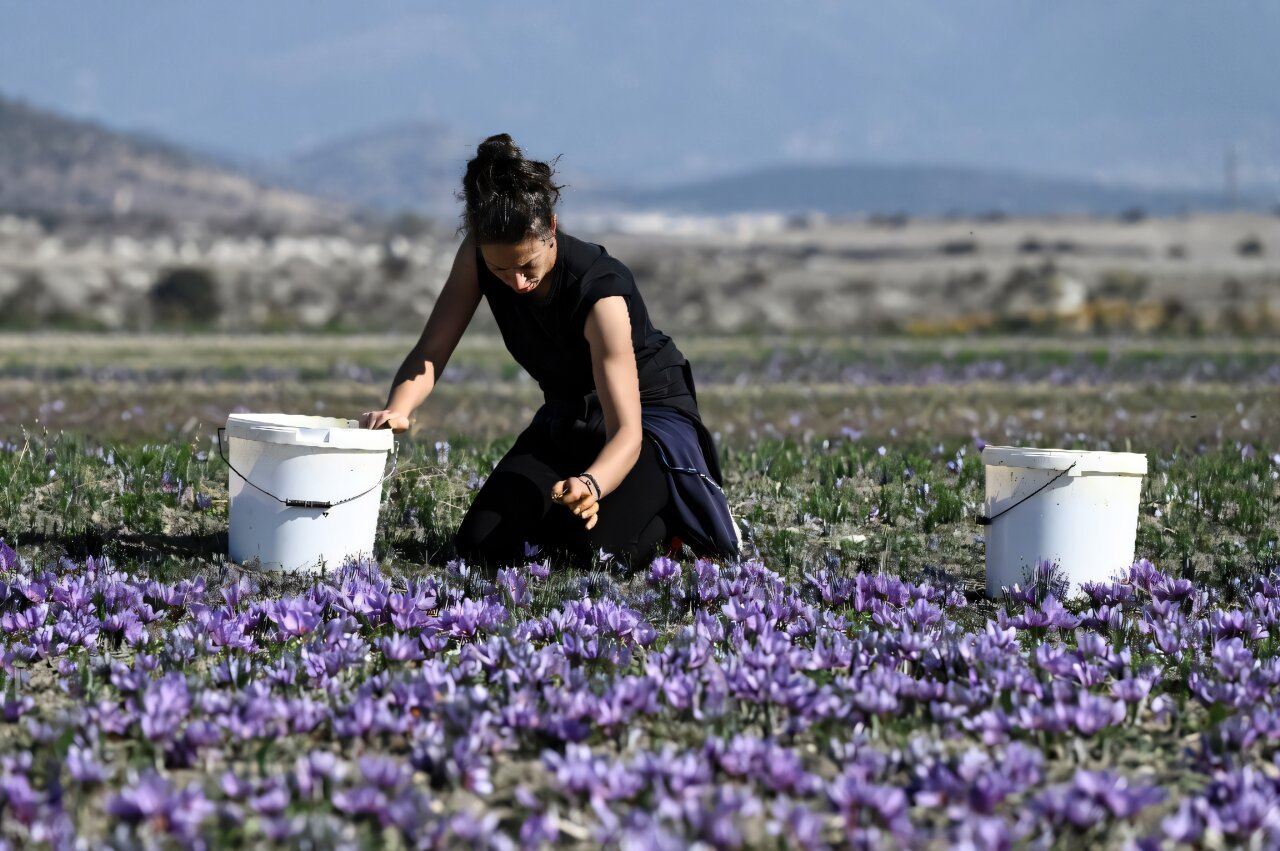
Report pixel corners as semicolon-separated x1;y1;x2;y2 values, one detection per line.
360;234;482;431
552;295;643;529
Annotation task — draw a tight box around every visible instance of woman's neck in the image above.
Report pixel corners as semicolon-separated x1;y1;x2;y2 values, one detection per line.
530;239;560;302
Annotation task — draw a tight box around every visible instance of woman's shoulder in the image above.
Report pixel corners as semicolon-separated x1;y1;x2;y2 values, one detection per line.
561;232;633;291
560;231;607;273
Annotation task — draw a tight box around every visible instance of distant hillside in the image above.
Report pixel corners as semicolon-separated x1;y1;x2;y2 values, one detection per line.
0;93;351;228
573;162;1240;218
269;124;1240;220
2;89;1254;230
270;121;469;218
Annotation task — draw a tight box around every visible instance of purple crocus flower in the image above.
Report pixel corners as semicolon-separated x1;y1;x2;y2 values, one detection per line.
521;811;560;848
107;771;214;838
1182;767;1280;841
1081;581;1135;607
168;783;217;838
267;597;322;639
768;800;828;851
2;695;34;722
66;744;108;785
2;604;49;632
102;610;148;646
386;592;430;630
259;815;301;842
379;634;425;662
249;782;291;817
140;673;192;742
1129;559;1165;592
1;772;43;825
950;814;1015;850
359;755;411;791
1012;593;1080;631
420;630;451;655
332;786;390;821
1162;798;1204;843
1071;770;1166;819
1210;609;1264;641
496;568;532;608
0;538;19;570
220;771;253;800
829;775;912;842
1073;693;1126;736
444;558;471;581
293;751;344;799
220;576;257;610
1152;577;1195;603
441;599;496;638
1212;637;1255;681
1111;675;1155;704
694;559;720;602
648;556;682;586
1038;593;1081;629
16;578;47;604
50;576;94;612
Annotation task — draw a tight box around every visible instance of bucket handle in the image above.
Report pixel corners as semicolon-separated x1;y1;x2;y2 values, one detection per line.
977;460;1077;526
216;427;399;511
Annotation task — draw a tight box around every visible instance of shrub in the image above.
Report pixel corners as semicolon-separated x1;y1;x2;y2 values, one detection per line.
939;238;978;256
1237;235;1264;257
149;266;221;327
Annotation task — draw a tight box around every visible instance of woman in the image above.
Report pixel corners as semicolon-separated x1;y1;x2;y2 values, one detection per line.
360;133;737;570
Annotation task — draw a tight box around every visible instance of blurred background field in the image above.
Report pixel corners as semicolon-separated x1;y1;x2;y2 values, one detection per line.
2;332;1278;447
3;211;1279;337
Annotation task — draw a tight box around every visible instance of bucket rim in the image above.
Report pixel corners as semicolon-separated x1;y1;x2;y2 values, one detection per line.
981;444;1147;476
225;413;394;451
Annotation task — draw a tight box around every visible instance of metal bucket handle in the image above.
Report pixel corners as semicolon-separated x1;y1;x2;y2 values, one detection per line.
977;460;1078;526
216;426;399;511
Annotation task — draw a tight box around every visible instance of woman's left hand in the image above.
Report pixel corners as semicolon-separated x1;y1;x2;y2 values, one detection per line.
551;477;599;530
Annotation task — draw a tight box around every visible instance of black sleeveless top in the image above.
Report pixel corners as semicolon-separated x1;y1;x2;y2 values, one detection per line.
476;231;697;416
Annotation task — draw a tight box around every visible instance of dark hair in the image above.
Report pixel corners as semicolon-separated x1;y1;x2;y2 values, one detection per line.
458;133;563;243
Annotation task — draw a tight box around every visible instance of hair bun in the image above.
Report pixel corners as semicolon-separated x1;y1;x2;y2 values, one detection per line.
476;133;523;164
460;133;563;243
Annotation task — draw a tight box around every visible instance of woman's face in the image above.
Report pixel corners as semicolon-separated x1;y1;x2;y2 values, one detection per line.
479;217;558;296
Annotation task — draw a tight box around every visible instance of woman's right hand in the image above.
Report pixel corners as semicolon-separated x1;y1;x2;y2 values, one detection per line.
550;477;599;530
359;410;410;432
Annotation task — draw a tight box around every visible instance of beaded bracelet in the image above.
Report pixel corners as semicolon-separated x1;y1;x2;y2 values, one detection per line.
577;472;601;501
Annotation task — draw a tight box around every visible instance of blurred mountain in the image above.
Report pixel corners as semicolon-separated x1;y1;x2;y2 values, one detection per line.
269;121;470;218
0;93;352;229
574;162;1239;218
272;123;1239;219
0;89;1255;230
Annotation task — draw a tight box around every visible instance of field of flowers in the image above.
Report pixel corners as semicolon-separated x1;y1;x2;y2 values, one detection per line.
1;334;1278;848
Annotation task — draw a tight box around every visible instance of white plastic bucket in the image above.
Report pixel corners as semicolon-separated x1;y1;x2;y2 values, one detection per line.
222;413;395;572
981;445;1147;598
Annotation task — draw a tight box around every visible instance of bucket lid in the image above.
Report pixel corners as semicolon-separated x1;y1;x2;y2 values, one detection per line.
225;413;394;451
981;445;1147;476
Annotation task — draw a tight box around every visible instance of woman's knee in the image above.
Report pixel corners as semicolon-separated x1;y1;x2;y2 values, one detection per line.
453;472;546;565
453;509;501;560
587;512;667;570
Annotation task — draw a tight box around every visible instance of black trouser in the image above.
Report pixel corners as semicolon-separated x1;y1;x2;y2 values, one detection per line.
453;410;670;571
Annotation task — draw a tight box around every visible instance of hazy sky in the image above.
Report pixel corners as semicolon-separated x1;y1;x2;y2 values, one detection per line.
2;1;1278;190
